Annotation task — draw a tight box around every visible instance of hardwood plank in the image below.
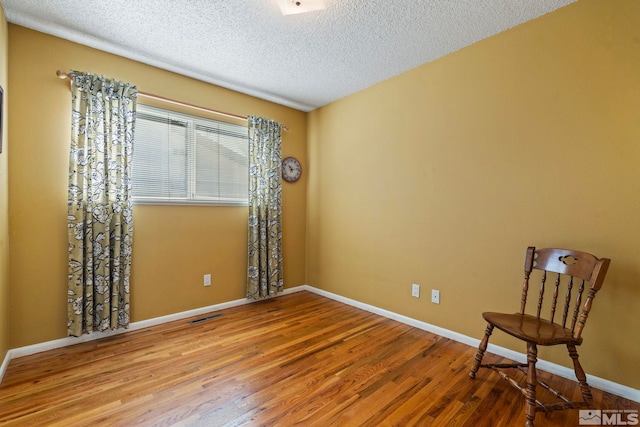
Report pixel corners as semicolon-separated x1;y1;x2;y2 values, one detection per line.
0;291;637;426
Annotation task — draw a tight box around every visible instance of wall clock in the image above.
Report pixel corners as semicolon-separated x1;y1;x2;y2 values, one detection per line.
282;156;302;183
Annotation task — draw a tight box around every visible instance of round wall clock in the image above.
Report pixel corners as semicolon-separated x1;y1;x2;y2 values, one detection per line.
282;156;302;183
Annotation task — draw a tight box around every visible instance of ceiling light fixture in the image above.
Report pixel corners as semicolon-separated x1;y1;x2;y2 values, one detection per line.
276;0;326;16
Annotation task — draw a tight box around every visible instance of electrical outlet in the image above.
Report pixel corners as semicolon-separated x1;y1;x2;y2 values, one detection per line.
411;283;420;298
204;274;211;287
431;289;440;304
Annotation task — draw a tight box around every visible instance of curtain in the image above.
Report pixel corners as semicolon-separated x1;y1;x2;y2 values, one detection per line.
67;71;137;337
247;116;283;299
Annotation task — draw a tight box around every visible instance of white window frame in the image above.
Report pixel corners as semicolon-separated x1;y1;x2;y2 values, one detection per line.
132;104;249;206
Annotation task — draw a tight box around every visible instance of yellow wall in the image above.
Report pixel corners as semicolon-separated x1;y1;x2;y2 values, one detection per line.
0;5;8;363
7;25;307;347
307;0;640;389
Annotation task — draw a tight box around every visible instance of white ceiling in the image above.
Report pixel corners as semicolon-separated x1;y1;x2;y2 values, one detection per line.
1;0;575;112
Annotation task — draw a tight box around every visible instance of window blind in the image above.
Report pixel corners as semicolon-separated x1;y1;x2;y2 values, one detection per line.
132;105;248;205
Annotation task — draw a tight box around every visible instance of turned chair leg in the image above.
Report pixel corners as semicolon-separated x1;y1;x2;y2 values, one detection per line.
469;323;494;379
568;344;594;407
524;342;538;427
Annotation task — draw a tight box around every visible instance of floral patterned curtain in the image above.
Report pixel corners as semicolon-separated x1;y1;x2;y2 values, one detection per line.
67;71;137;337
247;116;283;299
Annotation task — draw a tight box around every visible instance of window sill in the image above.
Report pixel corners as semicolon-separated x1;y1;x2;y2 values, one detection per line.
132;198;248;207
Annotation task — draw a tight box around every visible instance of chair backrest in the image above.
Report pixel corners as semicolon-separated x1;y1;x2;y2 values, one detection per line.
520;247;610;340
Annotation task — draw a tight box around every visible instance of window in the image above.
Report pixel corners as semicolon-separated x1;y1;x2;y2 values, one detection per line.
132;105;248;205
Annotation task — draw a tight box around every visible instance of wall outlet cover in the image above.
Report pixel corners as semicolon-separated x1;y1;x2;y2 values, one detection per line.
431;289;440;304
411;283;420;298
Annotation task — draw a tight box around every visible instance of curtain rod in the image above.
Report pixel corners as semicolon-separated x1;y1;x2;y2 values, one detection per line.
56;70;288;130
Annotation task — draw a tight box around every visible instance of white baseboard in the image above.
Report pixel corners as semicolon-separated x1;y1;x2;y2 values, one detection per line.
0;348;10;385
0;288;304;380
298;285;640;403
4;295;256;363
2;285;638;403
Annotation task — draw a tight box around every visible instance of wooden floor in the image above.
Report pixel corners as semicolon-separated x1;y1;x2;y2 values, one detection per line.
1;291;637;426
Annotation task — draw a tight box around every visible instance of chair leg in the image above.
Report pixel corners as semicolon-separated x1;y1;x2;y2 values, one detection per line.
567;344;594;407
524;342;538;427
469;323;494;379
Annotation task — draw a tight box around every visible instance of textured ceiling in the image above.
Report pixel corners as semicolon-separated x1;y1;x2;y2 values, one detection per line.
1;0;575;112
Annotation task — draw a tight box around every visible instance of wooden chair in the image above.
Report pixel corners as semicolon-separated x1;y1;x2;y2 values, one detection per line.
469;247;610;427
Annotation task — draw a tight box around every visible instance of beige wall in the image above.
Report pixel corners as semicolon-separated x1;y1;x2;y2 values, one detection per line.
0;5;8;363
307;0;640;389
7;25;307;347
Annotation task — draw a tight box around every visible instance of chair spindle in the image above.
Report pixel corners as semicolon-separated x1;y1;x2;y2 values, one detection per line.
537;271;547;319
570;279;585;332
520;270;531;314
561;276;574;328
550;273;561;324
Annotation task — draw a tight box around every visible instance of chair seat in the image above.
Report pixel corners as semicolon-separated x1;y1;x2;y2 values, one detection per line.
482;312;582;346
